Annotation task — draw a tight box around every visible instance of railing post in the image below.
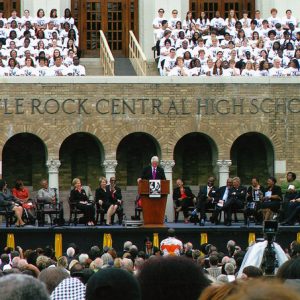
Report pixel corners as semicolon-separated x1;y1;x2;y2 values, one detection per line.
128;30;147;76
99;30;115;76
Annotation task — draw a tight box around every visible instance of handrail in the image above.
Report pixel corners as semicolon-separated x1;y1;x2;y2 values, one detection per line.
99;30;115;76
129;30;147;76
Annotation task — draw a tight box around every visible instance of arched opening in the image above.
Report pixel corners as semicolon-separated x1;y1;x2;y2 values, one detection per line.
59;132;104;190
116;132;161;186
2;133;47;189
230;132;274;184
173;133;218;186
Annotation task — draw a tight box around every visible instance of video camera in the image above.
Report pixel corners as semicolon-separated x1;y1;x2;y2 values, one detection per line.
263;220;278;242
261;220;278;275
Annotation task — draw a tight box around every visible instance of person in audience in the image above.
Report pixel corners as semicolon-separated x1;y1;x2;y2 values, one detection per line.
68;56;86;76
86;268;141;300
206;255;222;278
168;56;189;76
160;228;183;256
0;274;50;300
69;178;95;226
138;256;210;300
51;55;68;76
144;237;160;258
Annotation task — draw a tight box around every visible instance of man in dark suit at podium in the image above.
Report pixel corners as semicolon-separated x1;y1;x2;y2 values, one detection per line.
138;156;166;181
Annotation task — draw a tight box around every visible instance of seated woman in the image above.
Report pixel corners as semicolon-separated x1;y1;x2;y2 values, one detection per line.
95;177;117;226
173;178;195;223
12;179;36;222
259;177;282;221
70;178;95;226
0;179;25;227
245;177;265;225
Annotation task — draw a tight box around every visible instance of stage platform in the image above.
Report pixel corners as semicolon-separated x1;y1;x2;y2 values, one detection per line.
0;222;299;253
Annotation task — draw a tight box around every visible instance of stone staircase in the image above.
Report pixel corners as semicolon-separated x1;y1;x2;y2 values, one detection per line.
80;58;104;76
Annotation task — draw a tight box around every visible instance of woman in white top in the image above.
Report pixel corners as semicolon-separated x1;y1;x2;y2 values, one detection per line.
182;11;195;31
223;59;240;76
34;9;48;30
203;58;214;76
49;9;61;30
196;12;210;35
189;58;201;76
241;61;256;76
283;59;300;76
5;57;20;76
183;51;192;68
258;60;270;76
171;21;182;41
225;10;237;35
168;56;189;76
20;57;38;76
61;8;75;27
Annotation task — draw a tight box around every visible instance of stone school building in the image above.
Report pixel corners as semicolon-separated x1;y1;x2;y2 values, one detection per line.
0;77;299;218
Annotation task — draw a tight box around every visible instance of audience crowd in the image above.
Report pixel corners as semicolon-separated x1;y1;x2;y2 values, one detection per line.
0;229;300;299
153;8;300;77
0;8;86;76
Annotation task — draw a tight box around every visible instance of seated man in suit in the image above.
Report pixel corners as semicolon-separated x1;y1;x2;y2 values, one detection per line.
196;177;218;226
223;177;246;226
138;156;166;181
173;178;196;223
211;178;234;225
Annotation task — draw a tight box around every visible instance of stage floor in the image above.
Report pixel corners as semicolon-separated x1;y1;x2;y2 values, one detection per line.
1;221;298;253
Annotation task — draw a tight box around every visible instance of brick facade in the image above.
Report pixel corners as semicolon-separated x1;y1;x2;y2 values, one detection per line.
0;77;299;191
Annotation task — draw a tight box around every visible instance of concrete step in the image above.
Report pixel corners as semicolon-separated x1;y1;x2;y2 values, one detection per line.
81;58;103;76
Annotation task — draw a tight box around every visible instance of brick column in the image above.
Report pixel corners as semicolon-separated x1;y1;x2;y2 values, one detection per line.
103;160;118;182
161;160;175;222
46;159;61;192
217;160;232;186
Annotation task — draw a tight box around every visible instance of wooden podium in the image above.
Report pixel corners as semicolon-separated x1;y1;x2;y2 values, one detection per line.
138;180;170;227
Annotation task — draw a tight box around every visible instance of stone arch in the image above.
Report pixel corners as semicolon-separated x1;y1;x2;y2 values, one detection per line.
222;125;282;160
59;132;104;190
107;124;164;160
167;124;224;159
230;132;274;184
173;132;219;186
2;133;47;189
0;126;50;158
50;125;114;160
116;132;161;186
